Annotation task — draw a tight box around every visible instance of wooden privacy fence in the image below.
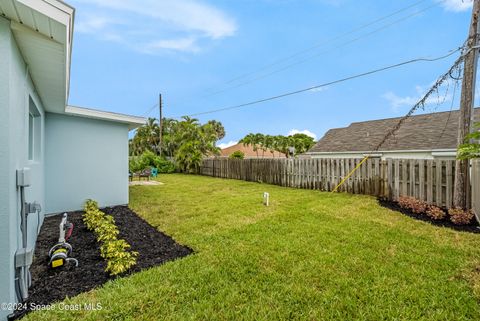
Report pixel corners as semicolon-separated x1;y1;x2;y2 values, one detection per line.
473;160;480;219
200;158;459;208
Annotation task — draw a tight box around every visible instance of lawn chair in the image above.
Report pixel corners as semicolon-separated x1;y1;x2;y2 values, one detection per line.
151;167;158;178
129;171;133;182
138;168;151;181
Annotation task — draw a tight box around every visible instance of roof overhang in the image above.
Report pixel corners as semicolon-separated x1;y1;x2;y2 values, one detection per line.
1;0;74;112
66;105;146;130
1;0;146;131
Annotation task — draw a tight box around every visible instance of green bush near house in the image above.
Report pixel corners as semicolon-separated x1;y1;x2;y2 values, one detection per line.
83;199;137;276
129;150;175;174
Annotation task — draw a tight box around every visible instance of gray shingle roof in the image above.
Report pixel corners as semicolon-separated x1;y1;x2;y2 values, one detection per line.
308;108;480;153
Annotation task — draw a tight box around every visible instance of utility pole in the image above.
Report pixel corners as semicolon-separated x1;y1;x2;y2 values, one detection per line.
158;93;163;157
454;0;480;209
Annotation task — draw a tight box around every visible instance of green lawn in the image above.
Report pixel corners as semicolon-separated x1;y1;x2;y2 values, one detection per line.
28;174;480;320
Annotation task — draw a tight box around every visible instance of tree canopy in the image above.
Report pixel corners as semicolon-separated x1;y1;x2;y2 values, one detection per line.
239;132;316;158
129;117;225;172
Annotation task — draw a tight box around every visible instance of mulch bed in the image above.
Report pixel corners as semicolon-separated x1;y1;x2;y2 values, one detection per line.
12;206;192;320
378;198;480;234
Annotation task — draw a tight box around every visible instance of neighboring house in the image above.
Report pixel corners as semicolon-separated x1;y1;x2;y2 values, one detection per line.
220;143;286;158
0;1;145;317
306;108;480;160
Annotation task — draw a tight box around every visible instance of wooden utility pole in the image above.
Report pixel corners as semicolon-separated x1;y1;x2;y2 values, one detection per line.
454;0;480;209
158;93;163;157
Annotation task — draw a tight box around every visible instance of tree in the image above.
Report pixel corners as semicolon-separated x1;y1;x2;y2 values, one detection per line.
129;117;224;172
273;135;291;157
239;133;316;158
174;117;221;173
458;122;480;160
129;117;159;156
207;120;226;141
239;133;257;156
289;133;316;155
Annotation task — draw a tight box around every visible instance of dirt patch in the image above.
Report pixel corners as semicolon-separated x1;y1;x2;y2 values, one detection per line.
12;206;192;320
378;198;480;234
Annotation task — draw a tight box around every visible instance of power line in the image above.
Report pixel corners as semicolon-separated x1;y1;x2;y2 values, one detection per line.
373;50;466;151
204;2;439;98
142;103;159;117
173;47;462;119
221;0;431;86
170;0;438;108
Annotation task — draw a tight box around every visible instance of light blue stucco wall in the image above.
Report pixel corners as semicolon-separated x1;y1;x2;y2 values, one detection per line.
45;113;130;214
0;17;46;320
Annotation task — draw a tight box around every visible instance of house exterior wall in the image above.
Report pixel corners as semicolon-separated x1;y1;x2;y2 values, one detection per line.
0;17;46;320
45;113;130;214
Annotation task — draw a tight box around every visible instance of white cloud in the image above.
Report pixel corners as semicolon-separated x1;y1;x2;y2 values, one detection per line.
288;129;317;140
382;85;452;113
73;0;237;54
309;86;329;93
439;0;473;12
217;140;238;149
75;15;113;33
142;38;200;54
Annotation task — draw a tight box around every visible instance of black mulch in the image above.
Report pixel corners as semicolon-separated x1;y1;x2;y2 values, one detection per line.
12;206;192;319
378;198;480;234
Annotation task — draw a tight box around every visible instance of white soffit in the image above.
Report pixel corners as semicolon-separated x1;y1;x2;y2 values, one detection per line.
66;105;147;130
0;0;73;112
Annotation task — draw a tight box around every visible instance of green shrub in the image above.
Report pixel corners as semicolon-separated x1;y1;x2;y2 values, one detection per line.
129;151;176;174
153;158;176;173
229;150;245;159
94;215;120;243
100;239;138;276
83;200;138;276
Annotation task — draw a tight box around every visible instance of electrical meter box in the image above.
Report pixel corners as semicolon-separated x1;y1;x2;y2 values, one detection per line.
16;168;31;187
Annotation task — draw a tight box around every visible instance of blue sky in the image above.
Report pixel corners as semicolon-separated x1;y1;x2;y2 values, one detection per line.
68;0;474;147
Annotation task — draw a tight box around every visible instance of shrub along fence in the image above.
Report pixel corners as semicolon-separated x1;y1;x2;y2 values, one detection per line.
199;158;467;208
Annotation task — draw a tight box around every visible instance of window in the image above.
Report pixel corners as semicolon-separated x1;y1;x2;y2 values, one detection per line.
28;112;34;160
28;97;41;161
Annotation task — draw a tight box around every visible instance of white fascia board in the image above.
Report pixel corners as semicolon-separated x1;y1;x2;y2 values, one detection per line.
66;105;146;130
17;0;74;25
431;151;457;157
307;149;457;155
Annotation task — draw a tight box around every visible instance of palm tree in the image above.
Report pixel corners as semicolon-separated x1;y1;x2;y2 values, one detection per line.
253;133;264;158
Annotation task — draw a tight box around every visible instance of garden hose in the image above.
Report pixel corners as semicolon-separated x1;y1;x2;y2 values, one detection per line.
48;214;78;269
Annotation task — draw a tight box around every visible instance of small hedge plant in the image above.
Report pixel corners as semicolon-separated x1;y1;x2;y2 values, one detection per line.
396;196;475;225
398;196;427;214
83;200;138;276
448;207;475;225
426;205;446;220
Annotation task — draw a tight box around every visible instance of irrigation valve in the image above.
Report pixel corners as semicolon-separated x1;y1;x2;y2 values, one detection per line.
263;192;270;206
48;213;78;269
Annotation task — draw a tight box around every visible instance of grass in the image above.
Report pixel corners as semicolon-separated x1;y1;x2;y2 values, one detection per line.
27;174;480;320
